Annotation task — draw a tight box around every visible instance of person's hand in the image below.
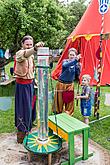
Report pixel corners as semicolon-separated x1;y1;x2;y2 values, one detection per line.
34;42;44;51
76;54;81;61
75;95;80;99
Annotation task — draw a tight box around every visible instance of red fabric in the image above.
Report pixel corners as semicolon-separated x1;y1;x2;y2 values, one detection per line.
96;47;100;60
16;78;33;84
52;0;110;85
62;91;74;103
79;37;110;85
32;95;37;109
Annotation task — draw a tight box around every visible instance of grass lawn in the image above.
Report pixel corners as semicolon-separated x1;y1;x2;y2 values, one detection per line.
73;85;110;151
0;62;110;151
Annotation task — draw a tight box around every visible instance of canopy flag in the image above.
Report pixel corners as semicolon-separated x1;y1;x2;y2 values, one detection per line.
94;0;110;83
94;0;110;119
98;0;110;15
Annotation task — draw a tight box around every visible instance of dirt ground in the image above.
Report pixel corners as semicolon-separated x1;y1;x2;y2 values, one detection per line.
0;132;110;165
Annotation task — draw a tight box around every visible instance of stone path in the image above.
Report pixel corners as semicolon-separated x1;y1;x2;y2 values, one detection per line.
0;132;110;165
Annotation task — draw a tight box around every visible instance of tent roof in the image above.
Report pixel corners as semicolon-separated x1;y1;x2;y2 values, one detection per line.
68;0;110;41
51;0;110;84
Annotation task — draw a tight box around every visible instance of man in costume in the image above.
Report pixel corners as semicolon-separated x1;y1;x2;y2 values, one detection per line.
14;35;44;143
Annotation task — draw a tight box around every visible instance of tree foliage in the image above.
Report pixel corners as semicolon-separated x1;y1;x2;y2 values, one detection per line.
65;0;86;34
0;0;86;53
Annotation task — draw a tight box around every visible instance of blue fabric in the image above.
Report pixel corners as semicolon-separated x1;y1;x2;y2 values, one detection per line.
80;94;92;116
75;63;80;80
15;82;36;132
10;67;14;76
59;59;78;83
0;48;5;58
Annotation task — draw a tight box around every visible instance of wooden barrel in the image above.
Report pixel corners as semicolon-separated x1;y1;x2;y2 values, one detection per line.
17;131;26;143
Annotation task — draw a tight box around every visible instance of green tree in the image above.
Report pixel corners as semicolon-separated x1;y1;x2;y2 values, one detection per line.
0;0;86;52
0;0;68;51
0;0;27;51
64;0;86;35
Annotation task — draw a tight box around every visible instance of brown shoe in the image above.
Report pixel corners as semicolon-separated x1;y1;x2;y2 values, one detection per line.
17;131;26;144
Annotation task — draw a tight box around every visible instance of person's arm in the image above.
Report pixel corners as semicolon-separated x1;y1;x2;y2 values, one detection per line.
16;42;44;62
76;86;90;99
63;54;81;68
62;59;77;68
16;48;35;62
76;94;89;99
75;62;81;80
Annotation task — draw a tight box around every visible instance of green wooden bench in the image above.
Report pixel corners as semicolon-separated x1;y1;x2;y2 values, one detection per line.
48;113;93;165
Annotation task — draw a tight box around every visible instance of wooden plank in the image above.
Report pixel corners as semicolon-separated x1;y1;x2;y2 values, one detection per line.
48;115;79;133
58;116;83;131
82;129;89;160
48;121;68;141
48;116;74;133
58;113;89;129
60;113;89;128
61;161;69;165
49;113;89;133
68;133;75;165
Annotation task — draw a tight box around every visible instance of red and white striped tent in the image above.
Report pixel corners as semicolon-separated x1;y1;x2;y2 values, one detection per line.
52;0;110;85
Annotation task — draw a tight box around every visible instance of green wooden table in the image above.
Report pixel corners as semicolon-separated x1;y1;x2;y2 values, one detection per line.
48;113;93;165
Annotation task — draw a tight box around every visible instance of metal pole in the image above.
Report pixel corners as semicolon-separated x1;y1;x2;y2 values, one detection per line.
37;47;49;143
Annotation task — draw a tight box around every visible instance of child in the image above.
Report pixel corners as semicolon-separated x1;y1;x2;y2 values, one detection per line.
76;74;92;124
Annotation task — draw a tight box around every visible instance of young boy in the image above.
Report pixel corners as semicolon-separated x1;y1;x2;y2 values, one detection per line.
76;74;92;124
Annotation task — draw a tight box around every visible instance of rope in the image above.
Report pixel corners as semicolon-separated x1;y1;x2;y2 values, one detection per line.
49;68;59;143
90;115;110;124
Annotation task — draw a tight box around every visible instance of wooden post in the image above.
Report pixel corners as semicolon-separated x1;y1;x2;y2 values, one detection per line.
48;154;52;165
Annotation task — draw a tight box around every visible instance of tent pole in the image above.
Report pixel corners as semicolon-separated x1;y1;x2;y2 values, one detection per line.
94;13;104;119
